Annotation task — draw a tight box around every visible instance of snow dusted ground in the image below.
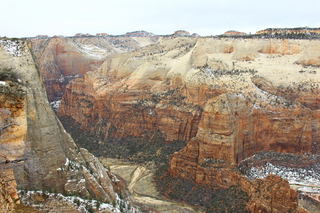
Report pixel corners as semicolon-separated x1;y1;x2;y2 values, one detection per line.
0;39;24;56
79;44;107;59
67;39;107;59
19;190;142;213
50;100;61;112
239;152;320;194
246;162;320;186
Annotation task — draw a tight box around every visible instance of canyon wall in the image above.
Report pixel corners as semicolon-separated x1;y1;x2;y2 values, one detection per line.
58;37;320;160
54;37;320;212
31;36;158;103
0;38;136;211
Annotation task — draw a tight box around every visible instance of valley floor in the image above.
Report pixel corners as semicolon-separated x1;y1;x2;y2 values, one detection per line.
99;157;203;213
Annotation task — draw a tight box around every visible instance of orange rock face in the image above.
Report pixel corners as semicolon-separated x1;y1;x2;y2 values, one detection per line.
31;37;105;102
59;78;202;142
169;146;303;212
56;37;319;163
54;37;320;211
0;82;26;207
243;174;300;213
31;36;159;102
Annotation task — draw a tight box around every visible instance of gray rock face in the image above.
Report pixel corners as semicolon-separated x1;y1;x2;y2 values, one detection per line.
0;39;117;203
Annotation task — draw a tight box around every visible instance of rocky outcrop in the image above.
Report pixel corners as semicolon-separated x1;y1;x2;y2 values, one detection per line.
59;38;318;161
0;177;15;213
59;78;202;142
0;38;136;210
242;174;301;213
30;36;159;102
53;37;320;211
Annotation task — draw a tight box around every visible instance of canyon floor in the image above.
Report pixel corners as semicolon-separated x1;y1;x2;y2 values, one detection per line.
100;157;320;213
99;157;202;213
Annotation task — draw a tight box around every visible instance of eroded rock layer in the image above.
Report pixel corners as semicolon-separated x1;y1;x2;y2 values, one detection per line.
30;36;159;102
58;37;319;158
54;37;320;212
0;38;138;211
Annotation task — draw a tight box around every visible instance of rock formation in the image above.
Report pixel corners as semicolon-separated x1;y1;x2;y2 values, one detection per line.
51;36;320;212
0;38;138;211
242;174;301;213
30;36;159;103
0;177;16;213
57;37;319;155
18;33;318;212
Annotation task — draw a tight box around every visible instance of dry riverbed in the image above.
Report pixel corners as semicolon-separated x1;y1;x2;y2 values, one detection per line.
99;157;202;213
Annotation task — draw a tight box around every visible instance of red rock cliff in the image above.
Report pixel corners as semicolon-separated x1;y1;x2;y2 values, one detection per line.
55;37;319;212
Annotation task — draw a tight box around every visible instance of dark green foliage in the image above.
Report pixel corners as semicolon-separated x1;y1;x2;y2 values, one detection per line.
74;198;81;207
207;186;249;213
0;67;25;101
0;67;20;83
86;204;94;213
0;37;22;42
58;116;186;165
153;165;249;212
0;82;25;99
95;200;101;210
216;32;320;40
134;88;190;108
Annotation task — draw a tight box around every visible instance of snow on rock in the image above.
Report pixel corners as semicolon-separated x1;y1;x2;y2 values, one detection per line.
239;152;320;194
0;39;24;56
67;39;107;59
18;190;142;213
50;100;61;111
246;162;320;186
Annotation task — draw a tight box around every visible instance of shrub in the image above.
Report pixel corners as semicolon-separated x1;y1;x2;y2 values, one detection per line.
0;67;20;83
153;165;249;212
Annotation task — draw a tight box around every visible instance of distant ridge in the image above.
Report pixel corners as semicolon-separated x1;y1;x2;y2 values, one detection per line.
9;26;320;39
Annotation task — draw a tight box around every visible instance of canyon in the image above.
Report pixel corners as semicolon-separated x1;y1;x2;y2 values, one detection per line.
0;38;141;212
1;32;320;212
53;35;320;212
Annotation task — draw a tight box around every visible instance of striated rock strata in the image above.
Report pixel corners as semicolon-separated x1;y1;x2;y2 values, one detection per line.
58;37;319;158
30;36;159;103
55;37;320;211
0;38;137;211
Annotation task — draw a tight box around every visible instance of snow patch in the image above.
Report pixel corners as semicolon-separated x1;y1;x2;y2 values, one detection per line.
19;190;143;213
0;39;24;56
244;162;320;192
296;186;320;193
50;100;61;111
67;39;107;59
18;190;117;213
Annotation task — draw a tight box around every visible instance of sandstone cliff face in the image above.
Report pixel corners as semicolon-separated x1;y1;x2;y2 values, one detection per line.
0;40;28;210
0;177;15;213
0;38;132;209
242;174;301;213
56;37;320;212
58;37;319;159
31;36;159;102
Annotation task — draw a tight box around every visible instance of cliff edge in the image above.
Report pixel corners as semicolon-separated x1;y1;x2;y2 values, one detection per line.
0;38;137;212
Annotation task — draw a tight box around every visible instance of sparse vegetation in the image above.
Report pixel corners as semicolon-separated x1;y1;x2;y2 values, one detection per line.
216;32;320;40
0;67;25;102
153;165;249;212
0;67;19;82
58;116;187;165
